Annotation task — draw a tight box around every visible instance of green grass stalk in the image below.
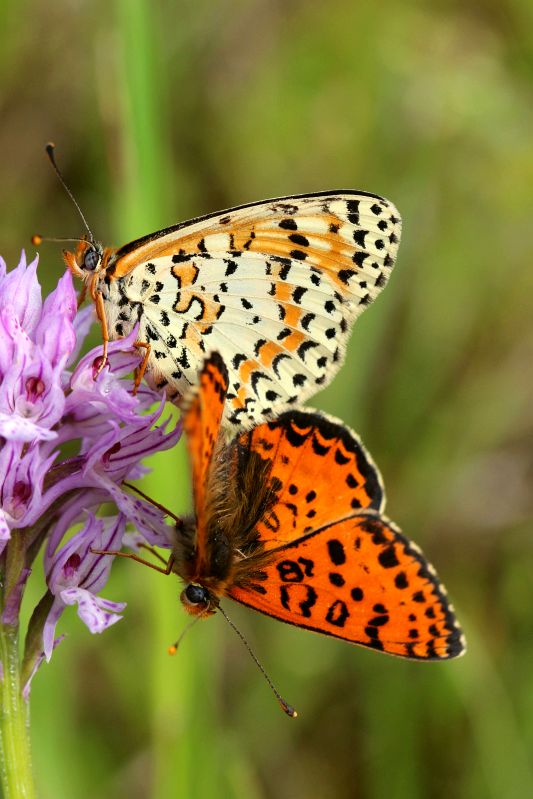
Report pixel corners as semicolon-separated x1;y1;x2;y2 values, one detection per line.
112;1;224;796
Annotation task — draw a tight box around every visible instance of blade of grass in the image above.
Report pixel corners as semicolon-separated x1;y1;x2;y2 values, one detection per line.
110;2;224;796
361;658;423;799
449;620;533;799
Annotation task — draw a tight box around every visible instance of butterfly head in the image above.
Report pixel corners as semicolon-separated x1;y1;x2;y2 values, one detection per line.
63;238;108;281
180;582;218;617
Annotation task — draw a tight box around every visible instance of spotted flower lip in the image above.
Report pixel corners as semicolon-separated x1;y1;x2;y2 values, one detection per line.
43;513;127;660
0;252;182;686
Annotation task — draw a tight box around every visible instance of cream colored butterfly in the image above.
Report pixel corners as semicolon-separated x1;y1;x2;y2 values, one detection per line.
42;144;401;426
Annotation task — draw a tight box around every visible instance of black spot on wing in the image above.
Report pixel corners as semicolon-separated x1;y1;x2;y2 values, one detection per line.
292;286;307;304
288;233;309;247
250;371;272;397
272;353;291;378
279;218;298;230
290;250;307;261
378;545;399;569
346;199;360;224
325;600;349;627
327;539;346;566
297;340;319;361
311;434;329;456
232;353;246;370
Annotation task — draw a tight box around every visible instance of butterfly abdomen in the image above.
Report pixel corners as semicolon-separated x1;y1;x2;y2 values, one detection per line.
170;517;199;581
206;529;232;581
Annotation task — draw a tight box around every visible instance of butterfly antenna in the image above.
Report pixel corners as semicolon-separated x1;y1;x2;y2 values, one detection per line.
44;142;95;241
123;481;182;527
167;615;203;655
31;234;94;246
217;603;298;719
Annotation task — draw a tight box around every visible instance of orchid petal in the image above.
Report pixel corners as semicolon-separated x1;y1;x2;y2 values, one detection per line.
43;597;66;661
60;587;126;634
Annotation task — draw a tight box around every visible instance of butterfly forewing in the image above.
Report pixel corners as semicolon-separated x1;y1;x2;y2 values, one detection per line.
231;409;384;551
228;512;465;660
103;191;401;426
182;352;229;574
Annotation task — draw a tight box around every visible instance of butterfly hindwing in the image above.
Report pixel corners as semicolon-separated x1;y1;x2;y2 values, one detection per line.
104;191;401;426
230;409;384;551
228;511;465;660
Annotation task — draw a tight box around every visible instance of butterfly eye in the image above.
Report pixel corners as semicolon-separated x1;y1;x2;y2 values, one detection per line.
83;247;100;271
182;583;209;606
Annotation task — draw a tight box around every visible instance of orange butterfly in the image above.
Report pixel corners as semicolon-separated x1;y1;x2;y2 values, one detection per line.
173;352;464;656
39;144;401;427
113;352;464;707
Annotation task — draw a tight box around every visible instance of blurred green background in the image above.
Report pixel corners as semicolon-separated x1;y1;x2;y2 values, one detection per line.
2;0;533;797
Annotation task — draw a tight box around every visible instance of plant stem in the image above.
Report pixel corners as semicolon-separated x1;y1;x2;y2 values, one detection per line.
0;624;36;799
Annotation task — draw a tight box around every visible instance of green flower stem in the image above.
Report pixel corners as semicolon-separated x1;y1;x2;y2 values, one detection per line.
0;624;36;799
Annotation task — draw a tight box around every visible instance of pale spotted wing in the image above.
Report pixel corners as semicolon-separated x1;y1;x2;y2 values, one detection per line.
106;191;401;426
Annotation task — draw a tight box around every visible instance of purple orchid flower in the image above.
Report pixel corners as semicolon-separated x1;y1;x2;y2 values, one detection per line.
44;513;127;660
0;253;182;692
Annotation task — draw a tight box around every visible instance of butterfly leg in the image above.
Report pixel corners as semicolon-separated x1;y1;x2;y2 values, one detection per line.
77;283;88;309
89;280;149;390
137;543;170;566
123;481;183;527
132;341;151;395
90;547;175;575
93;289;109;378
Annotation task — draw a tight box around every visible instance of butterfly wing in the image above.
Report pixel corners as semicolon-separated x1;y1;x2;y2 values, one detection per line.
227;512;465;660
182;352;229;574
107;191;401;426
230;408;384;551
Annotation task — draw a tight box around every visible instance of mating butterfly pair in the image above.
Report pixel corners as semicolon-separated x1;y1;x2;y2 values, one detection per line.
43;149;463;700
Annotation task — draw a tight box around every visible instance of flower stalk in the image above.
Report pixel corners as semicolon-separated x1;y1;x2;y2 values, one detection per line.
0;623;36;799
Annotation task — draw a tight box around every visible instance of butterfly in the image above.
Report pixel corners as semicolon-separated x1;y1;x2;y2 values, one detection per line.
132;353;464;693
48;144;401;427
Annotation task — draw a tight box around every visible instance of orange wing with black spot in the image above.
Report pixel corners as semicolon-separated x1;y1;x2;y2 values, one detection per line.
183;352;229;572
231;409;385;551
228;511;465;660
